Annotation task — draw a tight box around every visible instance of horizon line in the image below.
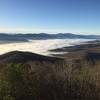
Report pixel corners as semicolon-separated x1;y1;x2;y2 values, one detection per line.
0;32;100;35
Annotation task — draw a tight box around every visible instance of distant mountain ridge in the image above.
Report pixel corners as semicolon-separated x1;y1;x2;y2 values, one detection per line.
0;33;100;42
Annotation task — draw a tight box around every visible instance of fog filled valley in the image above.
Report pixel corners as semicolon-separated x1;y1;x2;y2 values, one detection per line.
0;33;97;55
0;38;94;55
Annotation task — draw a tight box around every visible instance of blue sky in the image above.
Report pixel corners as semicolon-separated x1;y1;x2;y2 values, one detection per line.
0;0;100;34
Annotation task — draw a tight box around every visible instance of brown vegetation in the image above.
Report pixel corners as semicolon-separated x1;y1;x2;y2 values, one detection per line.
0;60;100;100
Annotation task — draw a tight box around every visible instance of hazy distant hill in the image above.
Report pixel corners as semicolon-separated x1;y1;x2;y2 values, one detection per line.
0;33;28;42
0;33;100;42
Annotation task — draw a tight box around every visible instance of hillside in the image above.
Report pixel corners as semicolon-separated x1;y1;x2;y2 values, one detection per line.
0;49;100;100
0;51;63;64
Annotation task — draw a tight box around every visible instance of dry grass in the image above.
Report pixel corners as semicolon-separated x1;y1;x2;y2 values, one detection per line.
0;61;100;100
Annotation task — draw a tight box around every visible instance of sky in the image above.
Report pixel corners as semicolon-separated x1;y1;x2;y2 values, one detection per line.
0;0;100;34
